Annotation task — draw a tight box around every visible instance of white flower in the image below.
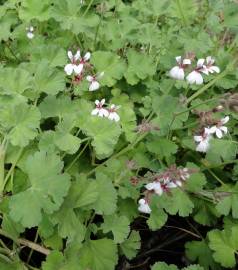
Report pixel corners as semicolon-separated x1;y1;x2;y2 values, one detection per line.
86;72;104;91
209;116;229;138
163;178;178;189
202;56;220;75
138;199;151;214
169;56;191;80
27;32;34;39
186;59;205;85
108;104;120;122
91;99;109;118
64;50;83;76
180;168;190;181
26;26;34;39
194;128;212;153
145;182;163;196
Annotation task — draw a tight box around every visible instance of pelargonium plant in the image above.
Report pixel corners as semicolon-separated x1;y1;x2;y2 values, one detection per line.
0;1;237;270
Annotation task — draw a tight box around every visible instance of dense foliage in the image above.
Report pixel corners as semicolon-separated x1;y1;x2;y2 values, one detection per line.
0;0;238;269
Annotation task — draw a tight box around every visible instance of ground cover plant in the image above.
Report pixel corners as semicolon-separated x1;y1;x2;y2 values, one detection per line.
0;0;238;269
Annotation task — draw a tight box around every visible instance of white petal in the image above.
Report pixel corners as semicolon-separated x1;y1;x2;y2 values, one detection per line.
102;109;109;117
101;99;105;105
98;71;104;78
194;135;202;142
91;108;99;116
169;66;184;80
197;58;205;67
113;113;120;122
138;199;146;205
176;180;182;187
211;66;220;73
221;116;229;124
186;71;203;85
206;56;214;65
64;64;74;75
84;52;91;61
67;51;73;61
138;204;151;214
145;183;156;190
95;100;100;105
204;127;212;135
215;129;223;139
196;140;210;153
29;26;34;32
209;126;217;134
27;32;34;39
220;126;228;134
201;67;209;75
175;56;182;64
89;81;100;91
73;64;83;75
166;181;177;188
86;76;94;82
74;50;81;61
183;58;191;65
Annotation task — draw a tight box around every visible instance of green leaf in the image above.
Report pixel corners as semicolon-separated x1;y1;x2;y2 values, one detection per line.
124;49;156;85
39;95;78;119
0;10;18;41
9;151;70;227
162;189;194;217
19;0;51;21
208;226;238;267
101;215;130;243
54;132;81;155
42;250;82;270
91;51;126;86
79;239;118;270
147;196;168;230
215;183;238;218
185;163;206;192
0;67;32;97
120;231;141;260
33;61;65;95
81;116;122;160
50;0;99;34
146;137;178;158
185;240;220;270
206;139;238;164
93;172;117;215
183;266;204;270
152;262;178;270
0;103;41;147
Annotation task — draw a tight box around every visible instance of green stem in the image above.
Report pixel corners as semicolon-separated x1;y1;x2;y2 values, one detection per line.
3;148;24;189
0;144;5;193
65;141;90;172
83;0;94;17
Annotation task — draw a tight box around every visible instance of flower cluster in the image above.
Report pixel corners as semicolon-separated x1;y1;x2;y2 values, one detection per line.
192;106;229;153
26;26;34;39
194;116;229;153
91;99;120;122
64;49;103;91
138;166;194;214
169;55;220;85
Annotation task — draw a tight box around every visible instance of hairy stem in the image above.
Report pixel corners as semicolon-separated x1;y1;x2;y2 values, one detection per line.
0;229;50;256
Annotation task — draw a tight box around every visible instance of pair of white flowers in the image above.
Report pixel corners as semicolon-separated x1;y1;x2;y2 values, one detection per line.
91;99;120;122
138;169;190;214
194;116;229;153
26;26;34;39
64;50;104;91
169;56;220;85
